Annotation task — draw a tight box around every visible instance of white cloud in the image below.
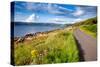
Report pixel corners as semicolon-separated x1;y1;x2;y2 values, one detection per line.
47;4;69;15
47;17;83;24
25;3;72;15
72;7;84;16
25;13;38;22
58;6;73;12
74;18;82;22
71;18;82;23
26;3;43;10
49;17;67;24
47;4;61;14
47;3;52;11
26;2;34;10
63;18;82;24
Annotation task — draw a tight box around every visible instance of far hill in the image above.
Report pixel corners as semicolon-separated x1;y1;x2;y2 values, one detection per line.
73;17;97;38
73;17;97;26
11;22;73;27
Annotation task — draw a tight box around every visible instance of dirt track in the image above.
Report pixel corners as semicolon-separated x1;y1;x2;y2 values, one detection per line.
74;28;97;61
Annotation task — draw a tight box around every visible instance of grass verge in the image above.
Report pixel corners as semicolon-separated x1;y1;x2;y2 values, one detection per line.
80;24;97;38
14;29;79;65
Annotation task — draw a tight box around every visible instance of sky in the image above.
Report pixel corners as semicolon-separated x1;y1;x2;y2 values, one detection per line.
11;1;97;24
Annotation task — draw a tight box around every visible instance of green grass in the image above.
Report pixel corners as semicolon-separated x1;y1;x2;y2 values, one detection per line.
73;17;97;26
14;30;79;65
80;24;97;38
14;44;33;65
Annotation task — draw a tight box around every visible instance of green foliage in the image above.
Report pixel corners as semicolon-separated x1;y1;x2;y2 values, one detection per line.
15;44;33;65
81;24;97;32
72;17;97;38
34;31;79;64
14;30;79;65
80;24;97;37
66;34;79;62
73;17;97;26
81;17;97;25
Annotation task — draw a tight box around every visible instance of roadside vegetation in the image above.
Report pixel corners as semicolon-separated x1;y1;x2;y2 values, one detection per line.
73;17;97;38
14;29;79;65
80;24;97;38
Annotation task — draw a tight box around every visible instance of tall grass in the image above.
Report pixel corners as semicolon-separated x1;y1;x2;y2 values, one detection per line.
14;44;33;65
14;30;79;65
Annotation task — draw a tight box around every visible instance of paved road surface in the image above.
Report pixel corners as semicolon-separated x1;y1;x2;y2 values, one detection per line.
74;28;97;61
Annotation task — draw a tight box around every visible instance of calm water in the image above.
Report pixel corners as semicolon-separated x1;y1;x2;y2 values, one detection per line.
14;24;64;37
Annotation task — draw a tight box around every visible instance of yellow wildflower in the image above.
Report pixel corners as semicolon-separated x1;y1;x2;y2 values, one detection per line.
31;49;38;58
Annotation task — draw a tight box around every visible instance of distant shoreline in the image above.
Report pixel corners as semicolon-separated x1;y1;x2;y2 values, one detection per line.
12;17;97;43
12;22;72;38
13;28;62;38
13;28;66;44
13;25;73;44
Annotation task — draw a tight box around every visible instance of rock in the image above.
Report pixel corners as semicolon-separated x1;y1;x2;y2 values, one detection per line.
14;31;49;44
25;33;34;37
14;37;19;41
15;37;24;44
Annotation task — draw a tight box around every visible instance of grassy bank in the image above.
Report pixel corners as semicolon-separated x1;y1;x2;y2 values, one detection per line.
72;17;97;38
80;24;97;38
14;29;79;65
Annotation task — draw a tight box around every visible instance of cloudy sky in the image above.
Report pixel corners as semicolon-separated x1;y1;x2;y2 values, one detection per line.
11;1;97;24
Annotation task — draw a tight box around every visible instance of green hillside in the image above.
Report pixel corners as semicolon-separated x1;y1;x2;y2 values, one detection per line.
73;17;97;26
73;17;97;38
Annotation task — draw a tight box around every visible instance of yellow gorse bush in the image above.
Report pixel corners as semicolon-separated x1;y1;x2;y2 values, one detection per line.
31;49;38;58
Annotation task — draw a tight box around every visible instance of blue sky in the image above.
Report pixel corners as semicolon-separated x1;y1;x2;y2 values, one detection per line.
11;1;97;24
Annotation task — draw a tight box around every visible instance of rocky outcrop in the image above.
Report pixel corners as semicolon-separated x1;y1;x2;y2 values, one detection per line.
14;29;62;44
15;37;24;44
14;32;49;44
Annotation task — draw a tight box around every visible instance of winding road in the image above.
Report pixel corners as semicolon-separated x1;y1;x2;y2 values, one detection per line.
74;28;97;61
